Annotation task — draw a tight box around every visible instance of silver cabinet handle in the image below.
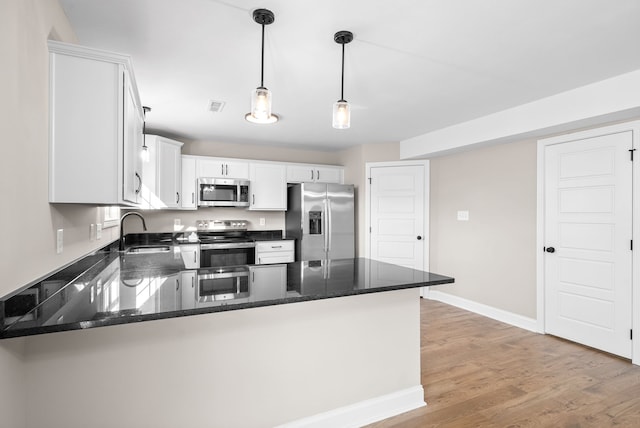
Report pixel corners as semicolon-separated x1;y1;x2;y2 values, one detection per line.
194;251;197;263
191;275;194;288
272;245;282;249
221;164;224;175
176;278;179;291
311;169;314;180
317;170;320;180
252;194;255;205
191;192;195;204
176;192;180;204
135;172;142;194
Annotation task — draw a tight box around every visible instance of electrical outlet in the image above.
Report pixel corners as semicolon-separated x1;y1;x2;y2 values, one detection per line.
56;229;64;254
174;218;181;226
457;210;470;221
96;223;102;240
259;217;266;226
90;224;96;241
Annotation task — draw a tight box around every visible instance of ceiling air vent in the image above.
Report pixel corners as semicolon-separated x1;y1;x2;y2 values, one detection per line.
207;100;226;113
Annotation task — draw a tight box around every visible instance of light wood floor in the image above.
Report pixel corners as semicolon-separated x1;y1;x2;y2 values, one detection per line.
367;299;640;428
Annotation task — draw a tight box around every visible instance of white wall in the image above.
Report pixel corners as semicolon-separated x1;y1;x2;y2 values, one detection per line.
0;0;119;300
24;289;421;428
0;338;26;428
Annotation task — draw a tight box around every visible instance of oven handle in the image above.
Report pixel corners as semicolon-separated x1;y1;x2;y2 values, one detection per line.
198;271;249;280
200;242;256;250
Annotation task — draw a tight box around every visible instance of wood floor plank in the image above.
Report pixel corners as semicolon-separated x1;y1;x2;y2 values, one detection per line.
365;299;640;428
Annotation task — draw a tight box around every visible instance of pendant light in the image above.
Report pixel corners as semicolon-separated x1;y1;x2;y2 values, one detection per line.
332;30;353;129
141;106;151;163
245;8;279;124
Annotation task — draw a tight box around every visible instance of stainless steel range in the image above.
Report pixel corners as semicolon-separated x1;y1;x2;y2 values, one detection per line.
196;220;254;304
197;220;256;268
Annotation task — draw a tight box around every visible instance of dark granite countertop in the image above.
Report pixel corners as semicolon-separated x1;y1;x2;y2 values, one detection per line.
1;237;454;339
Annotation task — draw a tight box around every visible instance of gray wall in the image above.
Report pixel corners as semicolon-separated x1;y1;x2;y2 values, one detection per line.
429;139;538;318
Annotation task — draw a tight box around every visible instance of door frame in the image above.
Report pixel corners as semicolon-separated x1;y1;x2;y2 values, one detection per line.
365;160;430;284
536;120;640;365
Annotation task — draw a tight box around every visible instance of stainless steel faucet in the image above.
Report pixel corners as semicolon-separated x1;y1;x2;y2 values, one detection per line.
119;212;147;251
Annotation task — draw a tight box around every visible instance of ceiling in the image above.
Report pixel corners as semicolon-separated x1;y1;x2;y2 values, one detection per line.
59;0;640;151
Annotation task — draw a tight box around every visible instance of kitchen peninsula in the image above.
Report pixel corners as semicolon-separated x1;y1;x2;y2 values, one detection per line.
1;238;453;428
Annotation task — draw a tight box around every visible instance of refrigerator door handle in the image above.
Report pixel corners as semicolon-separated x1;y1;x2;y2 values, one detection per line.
326;197;332;253
323;198;329;252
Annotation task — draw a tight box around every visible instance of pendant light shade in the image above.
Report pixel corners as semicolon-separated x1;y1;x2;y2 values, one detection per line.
332;100;350;129
333;30;353;130
245;9;278;124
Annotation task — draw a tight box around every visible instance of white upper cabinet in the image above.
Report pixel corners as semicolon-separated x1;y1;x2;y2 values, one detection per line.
48;41;144;205
249;163;287;211
196;158;249;179
181;155;197;210
286;164;343;184
141;135;183;209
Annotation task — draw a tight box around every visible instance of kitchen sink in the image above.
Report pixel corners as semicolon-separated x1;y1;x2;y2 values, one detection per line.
125;245;171;254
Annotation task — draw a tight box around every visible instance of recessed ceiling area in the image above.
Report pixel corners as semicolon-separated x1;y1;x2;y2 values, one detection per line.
59;0;640;151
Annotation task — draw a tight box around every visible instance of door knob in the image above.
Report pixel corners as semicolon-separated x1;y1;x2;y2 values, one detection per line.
545;247;555;253
417;236;422;240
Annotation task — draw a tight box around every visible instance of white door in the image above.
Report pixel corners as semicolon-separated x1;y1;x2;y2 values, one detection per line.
369;163;427;271
544;130;633;358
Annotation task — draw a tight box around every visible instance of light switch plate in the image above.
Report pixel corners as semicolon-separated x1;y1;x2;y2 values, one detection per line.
56;229;63;253
457;210;470;221
259;217;266;226
90;224;96;241
96;223;102;240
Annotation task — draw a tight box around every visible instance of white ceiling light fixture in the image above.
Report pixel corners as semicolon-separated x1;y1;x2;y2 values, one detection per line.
245;8;279;125
332;30;353;130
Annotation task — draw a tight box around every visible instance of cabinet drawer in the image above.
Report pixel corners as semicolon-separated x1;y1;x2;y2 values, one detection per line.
257;253;294;265
255;240;294;253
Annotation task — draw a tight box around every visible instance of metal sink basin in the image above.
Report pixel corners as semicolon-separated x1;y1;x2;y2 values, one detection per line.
125;245;171;254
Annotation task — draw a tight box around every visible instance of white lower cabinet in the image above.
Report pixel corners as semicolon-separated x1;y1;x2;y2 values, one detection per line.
180;271;197;310
255;240;294;265
249;163;287;211
249;264;287;302
179;244;200;269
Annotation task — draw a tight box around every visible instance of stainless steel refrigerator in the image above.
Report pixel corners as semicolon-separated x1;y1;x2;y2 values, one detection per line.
286;183;355;261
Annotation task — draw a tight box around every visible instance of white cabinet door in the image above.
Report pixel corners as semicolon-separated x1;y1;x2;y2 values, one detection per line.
249;264;287;301
180;244;200;269
286;164;343;184
48;41;143;205
180;271;197;310
156;139;182;208
140;135;183;209
181;156;197;209
315;166;343;184
249;163;287;210
196;158;249;179
122;72;144;205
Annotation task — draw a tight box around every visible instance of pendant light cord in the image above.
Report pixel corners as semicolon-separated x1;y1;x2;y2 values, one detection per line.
340;42;345;101
260;23;265;88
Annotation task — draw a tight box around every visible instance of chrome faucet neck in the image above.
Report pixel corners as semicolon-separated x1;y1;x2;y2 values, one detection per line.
119;212;148;251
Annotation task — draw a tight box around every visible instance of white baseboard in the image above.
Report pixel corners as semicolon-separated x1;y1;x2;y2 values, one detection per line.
425;290;540;333
275;385;426;428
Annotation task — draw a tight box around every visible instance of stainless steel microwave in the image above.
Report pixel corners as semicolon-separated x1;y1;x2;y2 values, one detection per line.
197;178;250;207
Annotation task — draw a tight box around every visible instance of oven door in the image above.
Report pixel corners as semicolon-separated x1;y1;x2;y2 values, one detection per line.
200;243;256;268
197;178;250;207
197;267;250;303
